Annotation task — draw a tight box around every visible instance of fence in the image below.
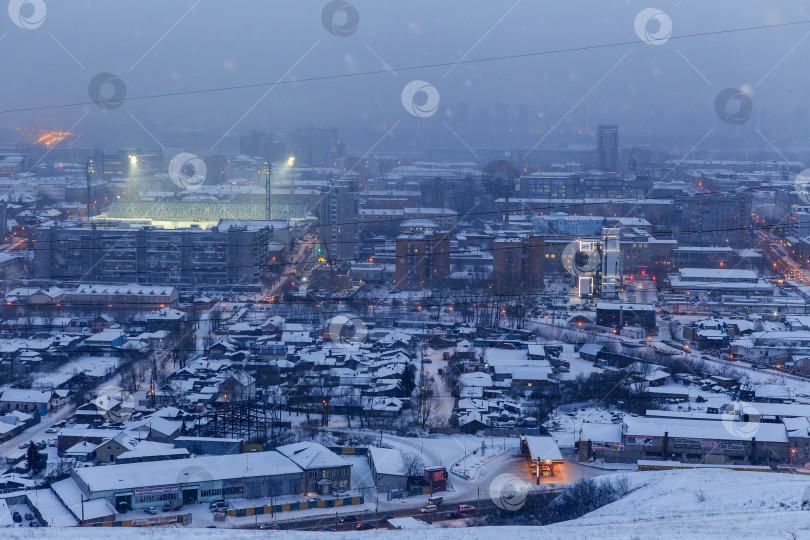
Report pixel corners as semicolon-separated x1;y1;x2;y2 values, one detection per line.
226;496;364;517
84;514;192;527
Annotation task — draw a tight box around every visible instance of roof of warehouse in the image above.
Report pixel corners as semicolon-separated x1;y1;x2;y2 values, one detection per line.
276;441;349;470
624;416;788;443
74;451;303;493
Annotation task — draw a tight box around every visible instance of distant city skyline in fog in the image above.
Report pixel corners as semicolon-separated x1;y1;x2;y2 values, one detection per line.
4;1;810;160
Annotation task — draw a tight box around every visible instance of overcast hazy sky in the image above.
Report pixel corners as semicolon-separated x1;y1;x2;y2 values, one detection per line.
3;1;810;157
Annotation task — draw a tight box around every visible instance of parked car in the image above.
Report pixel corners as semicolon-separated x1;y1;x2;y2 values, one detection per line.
356;523;375;530
420;504;438;513
161;502;173;512
208;499;225;510
12;512;22;523
340;515;358;523
144;507;158;515
44;427;57;434
24;513;33;521
29;521;40;527
332;490;349;498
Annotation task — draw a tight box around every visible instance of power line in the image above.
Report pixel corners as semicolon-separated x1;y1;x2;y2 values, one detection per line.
1;19;809;115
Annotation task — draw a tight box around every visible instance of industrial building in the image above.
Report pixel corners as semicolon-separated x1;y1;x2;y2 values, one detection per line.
70;444;350;511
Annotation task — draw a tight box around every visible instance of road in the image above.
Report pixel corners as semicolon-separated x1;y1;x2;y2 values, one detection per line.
0;405;74;457
757;231;809;285
240;488;566;531
265;231;318;299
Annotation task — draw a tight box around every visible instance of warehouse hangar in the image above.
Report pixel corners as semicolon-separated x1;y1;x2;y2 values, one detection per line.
69;445;349;511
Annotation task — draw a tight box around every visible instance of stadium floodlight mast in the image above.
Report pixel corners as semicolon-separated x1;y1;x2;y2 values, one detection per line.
264;161;273;220
85;158;94;218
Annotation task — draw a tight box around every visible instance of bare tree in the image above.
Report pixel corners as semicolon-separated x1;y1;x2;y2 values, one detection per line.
411;369;437;429
399;450;425;478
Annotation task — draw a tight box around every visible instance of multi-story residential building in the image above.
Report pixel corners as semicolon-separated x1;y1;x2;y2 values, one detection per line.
492;235;545;293
596;124;619;172
32;220;272;289
394;231;450;290
316;181;358;262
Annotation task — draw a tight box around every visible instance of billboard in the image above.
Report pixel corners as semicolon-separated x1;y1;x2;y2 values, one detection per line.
592;442;624;451
626;435;654;446
424;468;446;482
134;485;179;495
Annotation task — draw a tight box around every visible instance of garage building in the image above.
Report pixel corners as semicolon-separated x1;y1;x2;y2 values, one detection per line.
71;451;307;511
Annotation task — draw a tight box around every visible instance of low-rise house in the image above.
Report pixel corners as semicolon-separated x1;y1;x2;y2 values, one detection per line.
0;389;52;415
277;442;351;494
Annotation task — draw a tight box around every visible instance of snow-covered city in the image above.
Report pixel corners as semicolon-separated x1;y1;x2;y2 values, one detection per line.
3;1;810;539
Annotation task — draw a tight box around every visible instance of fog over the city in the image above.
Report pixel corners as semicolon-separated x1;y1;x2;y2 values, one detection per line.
3;1;810;156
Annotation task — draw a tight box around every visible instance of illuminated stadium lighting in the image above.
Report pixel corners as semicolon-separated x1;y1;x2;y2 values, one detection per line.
129;155;138;166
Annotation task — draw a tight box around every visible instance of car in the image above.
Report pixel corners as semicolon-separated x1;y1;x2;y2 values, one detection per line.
24;513;32;521
29;521;40;527
427;496;443;505
44;427;57;433
12;511;22;523
442;352;450;360
35;441;46;450
340;515;358;523
457;504;476;514
48;440;57;447
356;523;375;530
161;502;173;512
144;507;158;515
208;499;226;510
420;504;438;513
332;490;349;498
446;512;463;520
18;442;28;449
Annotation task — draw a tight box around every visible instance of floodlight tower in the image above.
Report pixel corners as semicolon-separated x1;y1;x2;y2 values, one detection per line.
264;161;272;220
86;159;94;218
